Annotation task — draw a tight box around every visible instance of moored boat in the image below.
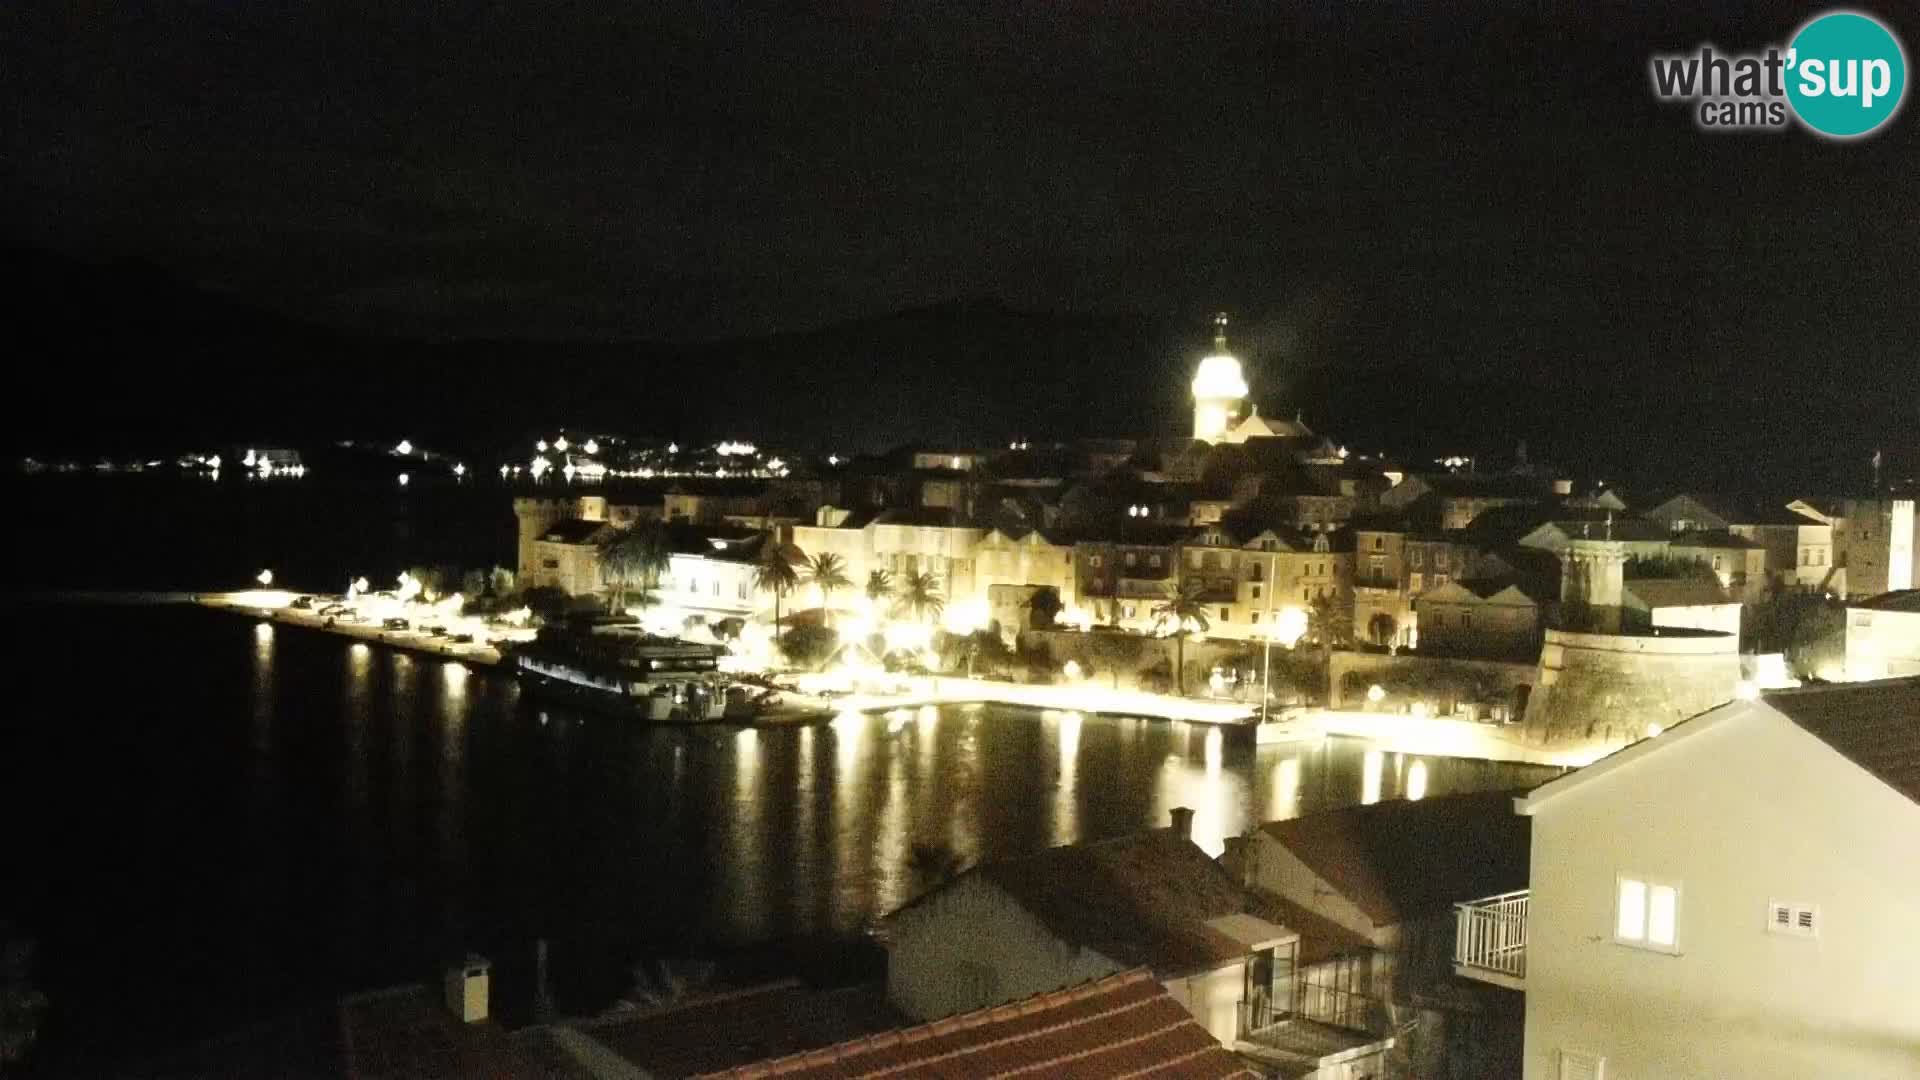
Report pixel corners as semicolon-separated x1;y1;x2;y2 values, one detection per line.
508;620;735;722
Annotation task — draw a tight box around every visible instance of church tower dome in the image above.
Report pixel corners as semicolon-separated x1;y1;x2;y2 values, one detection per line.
1191;312;1247;443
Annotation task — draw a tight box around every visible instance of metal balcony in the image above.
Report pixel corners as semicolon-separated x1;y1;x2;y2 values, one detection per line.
1453;889;1528;990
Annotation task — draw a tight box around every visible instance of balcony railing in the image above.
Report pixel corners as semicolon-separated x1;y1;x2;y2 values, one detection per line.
1238;974;1383;1040
1453;889;1528;987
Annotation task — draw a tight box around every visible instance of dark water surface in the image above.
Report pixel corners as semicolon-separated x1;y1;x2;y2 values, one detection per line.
5;603;1557;1071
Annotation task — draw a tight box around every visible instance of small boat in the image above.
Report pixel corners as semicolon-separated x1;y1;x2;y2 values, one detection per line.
1254;707;1327;746
508;621;741;723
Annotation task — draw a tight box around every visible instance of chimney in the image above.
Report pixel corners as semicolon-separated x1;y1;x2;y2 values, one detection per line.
1169;806;1195;842
444;954;491;1024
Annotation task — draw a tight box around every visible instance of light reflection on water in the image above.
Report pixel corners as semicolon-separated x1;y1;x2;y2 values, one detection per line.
240;622;1559;978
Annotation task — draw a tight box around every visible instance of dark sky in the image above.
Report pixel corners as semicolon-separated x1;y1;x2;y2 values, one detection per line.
2;2;1915;468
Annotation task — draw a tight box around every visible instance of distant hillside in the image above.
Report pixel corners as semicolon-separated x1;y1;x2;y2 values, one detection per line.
5;243;1908;493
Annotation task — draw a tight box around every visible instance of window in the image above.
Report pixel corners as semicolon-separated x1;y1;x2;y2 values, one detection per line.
1251;612;1262;624
1372;536;1384;550
1249;564;1263;582
1409;572;1424;592
1615;875;1679;952
1220;607;1230;621
1122;604;1136;619
1557;1049;1606;1080
542;558;559;570
1149;554;1162;568
1462;613;1473;628
1091;555;1103;569
1410;549;1424;568
1767;900;1819;939
1125;552;1137;568
1252;586;1261;601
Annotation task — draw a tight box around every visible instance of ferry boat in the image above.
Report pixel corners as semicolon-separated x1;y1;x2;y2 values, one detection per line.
509;621;745;722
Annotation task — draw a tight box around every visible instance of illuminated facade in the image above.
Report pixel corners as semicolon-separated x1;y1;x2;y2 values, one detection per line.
1190;313;1248;443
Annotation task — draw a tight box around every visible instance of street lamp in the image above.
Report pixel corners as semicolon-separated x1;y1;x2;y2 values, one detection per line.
1259;607;1311;724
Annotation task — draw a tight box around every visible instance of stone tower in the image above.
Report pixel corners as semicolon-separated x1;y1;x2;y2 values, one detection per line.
1559;537;1626;634
1191;312;1248;443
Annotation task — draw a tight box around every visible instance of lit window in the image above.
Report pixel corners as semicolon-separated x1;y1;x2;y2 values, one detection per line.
1615;875;1679;952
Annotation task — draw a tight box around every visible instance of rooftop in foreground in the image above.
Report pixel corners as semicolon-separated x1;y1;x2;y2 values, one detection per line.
695;968;1258;1079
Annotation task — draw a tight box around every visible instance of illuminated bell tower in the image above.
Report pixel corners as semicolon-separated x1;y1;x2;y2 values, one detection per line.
1191;312;1248;443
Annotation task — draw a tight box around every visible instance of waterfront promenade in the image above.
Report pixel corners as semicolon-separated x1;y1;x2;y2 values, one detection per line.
188;591;1590;763
196;591;505;666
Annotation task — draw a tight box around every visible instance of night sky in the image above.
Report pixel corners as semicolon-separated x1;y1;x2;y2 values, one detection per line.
2;3;1915;479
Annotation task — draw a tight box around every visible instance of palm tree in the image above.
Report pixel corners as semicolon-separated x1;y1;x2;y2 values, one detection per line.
597;524;672;614
596;528;640;613
1024;586;1064;629
865;569;895;606
1151;578;1213;697
803;552;852;626
753;543;800;637
895;571;945;625
628;521;672;594
1307;593;1348;705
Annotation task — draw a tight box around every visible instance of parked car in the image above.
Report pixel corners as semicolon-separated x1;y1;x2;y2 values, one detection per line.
421;624;448;637
290;595;316;610
382;617;410;631
319;603;350;616
448;633;474;644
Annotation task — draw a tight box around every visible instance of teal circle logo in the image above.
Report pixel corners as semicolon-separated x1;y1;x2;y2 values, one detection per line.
1786;11;1907;138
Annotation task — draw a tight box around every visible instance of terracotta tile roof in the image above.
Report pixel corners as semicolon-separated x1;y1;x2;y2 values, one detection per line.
966;829;1286;978
1669;528;1764;550
1764;677;1920;806
539;519;616;545
339;985;559;1080
1852;590;1920;613
1245;890;1375;967
1623;578;1733;610
1257;792;1530;929
571;980;902;1078
695;969;1257;1079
